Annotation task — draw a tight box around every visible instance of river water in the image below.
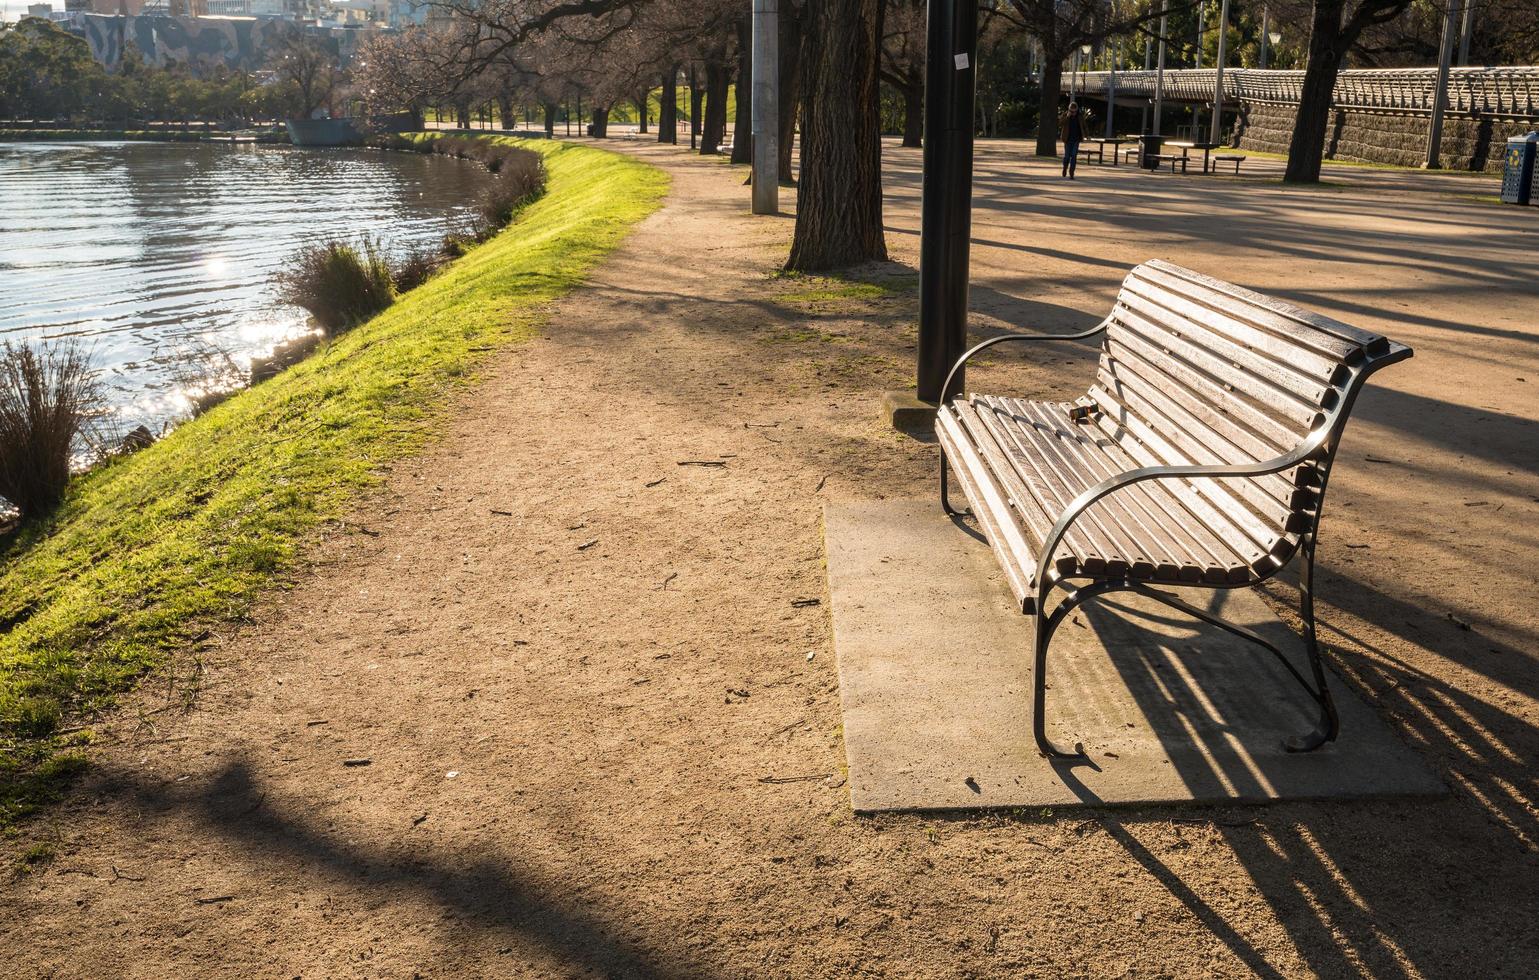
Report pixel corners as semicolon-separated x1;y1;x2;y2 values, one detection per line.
0;140;494;430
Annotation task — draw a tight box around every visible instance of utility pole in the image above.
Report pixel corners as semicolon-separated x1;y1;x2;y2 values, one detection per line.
751;0;778;214
1153;0;1167;136
1106;42;1118;138
1140;33;1151;133
1457;0;1474;66
916;0;978;404
1425;0;1460;169
1209;0;1231;147
1259;5;1270;69
1194;0;1204;134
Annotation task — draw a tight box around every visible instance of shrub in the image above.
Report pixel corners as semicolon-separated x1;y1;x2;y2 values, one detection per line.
392;247;445;293
275;238;395;334
0;340;102;522
478;149;546;228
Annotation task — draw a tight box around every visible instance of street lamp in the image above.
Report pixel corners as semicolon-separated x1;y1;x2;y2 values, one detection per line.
1078;43;1093;99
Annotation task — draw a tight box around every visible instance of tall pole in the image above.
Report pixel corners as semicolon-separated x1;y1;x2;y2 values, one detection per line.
1209;0;1231;146
1140;33;1151;133
917;0;978;404
751;0;779;214
1425;0;1460;169
1259;5;1269;69
1153;0;1167;136
1194;0;1204;134
1457;0;1474;66
1106;43;1117;138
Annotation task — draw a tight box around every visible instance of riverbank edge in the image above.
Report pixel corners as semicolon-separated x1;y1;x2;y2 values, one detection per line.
0;129;269;143
0;135;671;840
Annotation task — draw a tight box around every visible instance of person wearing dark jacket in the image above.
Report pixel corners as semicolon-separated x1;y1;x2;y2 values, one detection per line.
1058;102;1089;179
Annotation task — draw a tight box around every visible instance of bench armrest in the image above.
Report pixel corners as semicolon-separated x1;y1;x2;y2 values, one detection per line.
1035;425;1334;589
940;316;1111;405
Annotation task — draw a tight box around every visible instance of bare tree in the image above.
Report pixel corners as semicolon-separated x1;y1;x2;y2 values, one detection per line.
996;0;1188;157
270;33;341;119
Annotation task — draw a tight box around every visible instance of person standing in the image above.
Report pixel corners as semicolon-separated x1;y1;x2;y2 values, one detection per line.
1059;102;1088;179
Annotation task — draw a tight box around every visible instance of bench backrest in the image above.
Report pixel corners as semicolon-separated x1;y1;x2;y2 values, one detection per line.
1089;260;1410;567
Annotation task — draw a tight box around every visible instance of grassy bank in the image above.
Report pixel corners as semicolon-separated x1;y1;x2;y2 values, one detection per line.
0;136;669;830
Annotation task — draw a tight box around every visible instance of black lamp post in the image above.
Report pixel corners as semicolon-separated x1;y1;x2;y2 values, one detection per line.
916;0;978;404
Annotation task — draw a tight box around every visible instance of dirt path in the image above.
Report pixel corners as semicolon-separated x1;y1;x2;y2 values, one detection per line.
5;140;1538;978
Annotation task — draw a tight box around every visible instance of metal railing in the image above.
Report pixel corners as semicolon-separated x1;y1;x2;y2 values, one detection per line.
1066;67;1539;119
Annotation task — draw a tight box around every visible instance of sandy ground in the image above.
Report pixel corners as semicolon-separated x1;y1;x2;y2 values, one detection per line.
4;137;1538;978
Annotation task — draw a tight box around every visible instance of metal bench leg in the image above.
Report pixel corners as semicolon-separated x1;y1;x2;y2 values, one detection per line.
939;452;969;517
1288;538;1341;752
1128;556;1340;753
1032;577;1100;761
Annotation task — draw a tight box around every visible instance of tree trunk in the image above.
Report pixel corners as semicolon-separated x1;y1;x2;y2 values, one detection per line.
591;106;609;138
497;95;514;130
786;0;886;271
543;102;558;138
1286;0;1347;183
636;91;649;134
731;15;753;164
1035;56;1064;157
778;3;802;182
658;68;677;143
690;68;704;147
701;58;729;154
901;79;922;148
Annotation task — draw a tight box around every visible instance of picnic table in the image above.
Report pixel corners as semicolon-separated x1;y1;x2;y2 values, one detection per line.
1080;137;1131;165
1165;141;1225;174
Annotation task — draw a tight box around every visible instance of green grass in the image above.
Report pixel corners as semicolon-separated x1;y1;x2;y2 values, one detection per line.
0;136;669;829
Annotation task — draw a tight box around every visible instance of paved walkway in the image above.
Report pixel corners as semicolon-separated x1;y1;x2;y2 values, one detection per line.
5;138;1538;977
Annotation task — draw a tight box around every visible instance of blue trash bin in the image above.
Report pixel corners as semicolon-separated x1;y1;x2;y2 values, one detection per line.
1501;133;1537;206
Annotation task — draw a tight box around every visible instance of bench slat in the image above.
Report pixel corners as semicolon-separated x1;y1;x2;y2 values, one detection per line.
1091;386;1296;570
1131;264;1373;366
1092;350;1307;513
1038;396;1268;581
1144;259;1391;358
936;408;1038;611
976;399;1137;579
959;400;1109;575
999;398;1220;582
1115;284;1338;406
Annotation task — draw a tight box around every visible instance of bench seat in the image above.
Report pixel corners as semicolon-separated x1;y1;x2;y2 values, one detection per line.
937;395;1292;613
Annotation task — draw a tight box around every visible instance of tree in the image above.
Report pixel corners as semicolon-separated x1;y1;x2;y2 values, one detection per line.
1284;0;1413;183
997;0;1186;157
269;33;341;119
880;0;925;148
0;17;103;121
786;0;886;271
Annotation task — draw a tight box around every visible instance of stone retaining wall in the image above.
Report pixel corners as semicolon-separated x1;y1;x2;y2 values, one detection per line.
1236;101;1537;173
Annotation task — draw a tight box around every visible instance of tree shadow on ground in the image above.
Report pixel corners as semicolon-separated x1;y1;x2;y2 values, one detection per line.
96;760;708;979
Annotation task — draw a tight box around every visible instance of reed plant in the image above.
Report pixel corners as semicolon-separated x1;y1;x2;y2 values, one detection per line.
0;341;102;523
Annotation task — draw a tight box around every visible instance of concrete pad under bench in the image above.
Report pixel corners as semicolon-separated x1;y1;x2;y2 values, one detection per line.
824;500;1444;812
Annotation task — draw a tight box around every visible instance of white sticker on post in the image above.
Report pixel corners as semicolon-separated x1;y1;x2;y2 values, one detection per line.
954;52;970;70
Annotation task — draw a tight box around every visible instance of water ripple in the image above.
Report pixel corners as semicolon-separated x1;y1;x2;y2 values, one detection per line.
0;140;493;427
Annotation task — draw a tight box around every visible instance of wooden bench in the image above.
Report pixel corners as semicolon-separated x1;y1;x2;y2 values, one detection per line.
935;260;1412;760
1121;146;1142;165
1214;153;1247;174
1075;144;1104;165
1144;153;1188;174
